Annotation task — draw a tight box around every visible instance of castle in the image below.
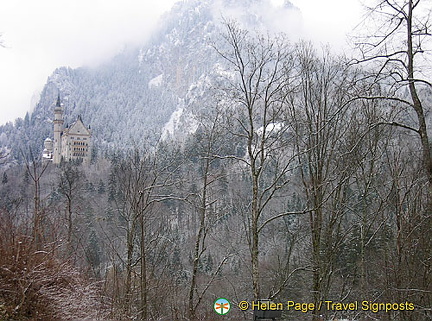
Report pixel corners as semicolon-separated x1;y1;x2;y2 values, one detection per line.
43;95;92;164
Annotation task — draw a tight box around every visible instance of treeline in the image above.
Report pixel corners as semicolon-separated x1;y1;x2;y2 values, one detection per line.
1;4;432;321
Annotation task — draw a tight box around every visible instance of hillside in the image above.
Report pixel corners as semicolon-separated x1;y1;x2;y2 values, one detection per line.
0;0;299;163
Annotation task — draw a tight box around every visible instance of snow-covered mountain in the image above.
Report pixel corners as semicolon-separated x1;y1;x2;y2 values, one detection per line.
0;0;300;162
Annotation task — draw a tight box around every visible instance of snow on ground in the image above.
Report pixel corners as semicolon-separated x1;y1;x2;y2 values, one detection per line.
162;107;184;140
256;122;284;136
148;74;163;88
161;105;199;141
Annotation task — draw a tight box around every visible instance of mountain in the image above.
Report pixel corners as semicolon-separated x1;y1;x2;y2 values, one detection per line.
0;0;300;163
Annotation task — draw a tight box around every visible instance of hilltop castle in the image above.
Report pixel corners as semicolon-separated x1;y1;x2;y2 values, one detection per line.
43;95;92;164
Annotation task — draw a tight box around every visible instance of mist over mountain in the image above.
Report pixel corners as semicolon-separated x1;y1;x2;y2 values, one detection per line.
0;0;300;163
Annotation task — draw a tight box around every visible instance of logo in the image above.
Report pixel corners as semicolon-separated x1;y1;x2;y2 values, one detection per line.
214;298;231;315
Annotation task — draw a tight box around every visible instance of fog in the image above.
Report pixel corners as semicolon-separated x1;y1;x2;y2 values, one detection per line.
0;0;362;125
0;0;177;125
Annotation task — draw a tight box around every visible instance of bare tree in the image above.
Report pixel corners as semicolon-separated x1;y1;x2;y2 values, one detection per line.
215;22;306;300
109;150;151;319
287;43;372;320
352;1;432;318
21;149;49;250
184;106;231;320
353;0;432;186
107;147;181;320
57;163;85;253
0;204;110;320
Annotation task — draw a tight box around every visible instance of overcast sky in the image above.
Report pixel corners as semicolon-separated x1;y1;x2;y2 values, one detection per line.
0;0;362;126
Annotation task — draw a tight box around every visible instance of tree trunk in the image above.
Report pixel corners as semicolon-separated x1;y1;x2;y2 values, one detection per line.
140;215;147;321
407;0;432;188
188;158;209;320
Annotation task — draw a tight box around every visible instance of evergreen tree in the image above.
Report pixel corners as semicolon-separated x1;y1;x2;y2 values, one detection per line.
1;172;7;184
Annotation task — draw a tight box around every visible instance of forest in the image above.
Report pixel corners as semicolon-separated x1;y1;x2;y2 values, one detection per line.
0;0;431;320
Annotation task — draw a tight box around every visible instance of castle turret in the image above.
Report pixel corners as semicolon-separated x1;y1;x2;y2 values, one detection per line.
42;137;53;161
53;94;64;164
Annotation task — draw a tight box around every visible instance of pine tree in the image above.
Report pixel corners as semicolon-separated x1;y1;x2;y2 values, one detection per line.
1;172;7;184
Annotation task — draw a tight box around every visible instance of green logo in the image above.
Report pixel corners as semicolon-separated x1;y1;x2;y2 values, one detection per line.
214;298;231;315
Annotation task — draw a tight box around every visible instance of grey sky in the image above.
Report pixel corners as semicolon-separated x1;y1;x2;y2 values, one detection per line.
0;0;362;125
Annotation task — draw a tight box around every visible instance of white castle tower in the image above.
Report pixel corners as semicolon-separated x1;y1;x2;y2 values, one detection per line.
53;94;64;164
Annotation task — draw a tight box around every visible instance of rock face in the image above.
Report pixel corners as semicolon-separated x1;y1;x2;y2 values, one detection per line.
0;0;300;162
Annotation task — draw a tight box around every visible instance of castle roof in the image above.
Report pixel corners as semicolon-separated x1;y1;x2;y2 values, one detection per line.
63;115;91;137
56;94;61;107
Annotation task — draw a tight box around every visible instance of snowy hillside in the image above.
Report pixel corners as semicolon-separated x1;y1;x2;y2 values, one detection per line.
0;0;300;162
